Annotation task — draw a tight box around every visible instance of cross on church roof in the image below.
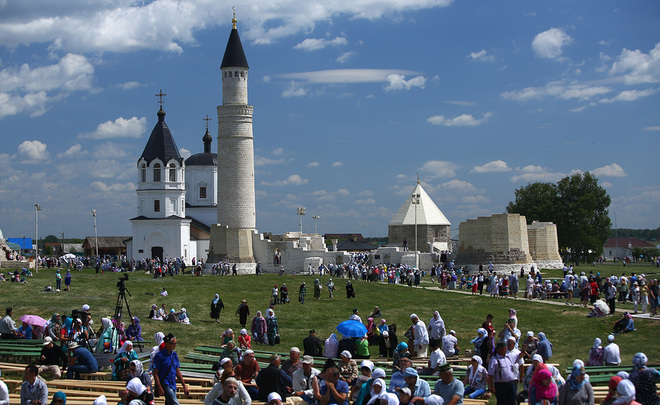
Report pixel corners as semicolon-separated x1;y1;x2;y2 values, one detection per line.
203;115;212;129
155;89;167;107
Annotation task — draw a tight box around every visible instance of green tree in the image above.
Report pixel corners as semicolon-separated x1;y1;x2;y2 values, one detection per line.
506;182;559;224
43;234;59;243
507;172;611;265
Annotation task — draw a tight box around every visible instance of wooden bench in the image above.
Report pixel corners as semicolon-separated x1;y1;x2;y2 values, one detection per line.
545;291;566;299
80;371;112;380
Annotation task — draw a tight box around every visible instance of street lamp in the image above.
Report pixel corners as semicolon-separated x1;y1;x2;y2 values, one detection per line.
411;189;421;269
297;207;306;234
35;204;41;274
312;215;320;234
606;208;617;262
58;231;64;254
92;209;99;258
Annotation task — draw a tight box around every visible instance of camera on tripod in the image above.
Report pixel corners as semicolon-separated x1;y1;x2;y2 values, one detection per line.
117;273;129;289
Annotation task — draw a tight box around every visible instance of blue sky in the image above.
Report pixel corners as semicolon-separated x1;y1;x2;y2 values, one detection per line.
1;0;659;240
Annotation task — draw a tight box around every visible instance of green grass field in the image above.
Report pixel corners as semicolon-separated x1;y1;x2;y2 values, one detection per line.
1;261;658;373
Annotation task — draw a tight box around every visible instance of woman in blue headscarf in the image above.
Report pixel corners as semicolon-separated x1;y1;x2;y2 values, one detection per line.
537;332;553;362
50;391;66;405
629;352;660;405
210;294;225;323
126;317;142;341
558;364;594;405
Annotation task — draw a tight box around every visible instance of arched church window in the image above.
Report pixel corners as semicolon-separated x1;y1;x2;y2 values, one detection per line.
228;71;232;77
169;163;176;182
154;199;160;212
153;163;161;182
199;186;207;199
141;164;146;182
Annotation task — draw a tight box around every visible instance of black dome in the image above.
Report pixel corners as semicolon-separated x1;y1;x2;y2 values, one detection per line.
185;153;217;166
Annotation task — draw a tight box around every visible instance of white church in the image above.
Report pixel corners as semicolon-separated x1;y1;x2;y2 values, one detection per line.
126;14;455;272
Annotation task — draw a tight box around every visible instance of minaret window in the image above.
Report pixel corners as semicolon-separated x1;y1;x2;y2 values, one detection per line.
154;199;161;212
141;164;146;182
228;71;232;77
153;163;161;182
169;163;176;182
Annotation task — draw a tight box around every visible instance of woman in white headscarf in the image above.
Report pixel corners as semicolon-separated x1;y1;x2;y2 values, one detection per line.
324;333;339;359
149;332;165;372
113;341;137;381
367;379;399;405
178;308;191;324
464;355;488;399
126;377;153;405
266;309;279;346
428;311;446;345
95;317;115;353
129;359;151;393
587;338;603;366
612;380;641;405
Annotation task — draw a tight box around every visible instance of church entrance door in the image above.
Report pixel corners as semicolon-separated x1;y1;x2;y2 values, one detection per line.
151;246;163;262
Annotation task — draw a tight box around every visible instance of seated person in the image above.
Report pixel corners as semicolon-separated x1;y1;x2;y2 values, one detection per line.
612;312;635;333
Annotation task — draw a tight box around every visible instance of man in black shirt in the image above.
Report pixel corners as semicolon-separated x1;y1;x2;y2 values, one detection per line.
303;330;323;357
38;337;68;379
256;354;292;401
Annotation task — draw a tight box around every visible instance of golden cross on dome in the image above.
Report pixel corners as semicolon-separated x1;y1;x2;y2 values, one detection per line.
155;89;167;107
203;115;212;129
232;6;237;29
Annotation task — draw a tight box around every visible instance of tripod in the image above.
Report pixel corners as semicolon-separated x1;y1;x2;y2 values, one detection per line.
112;274;133;353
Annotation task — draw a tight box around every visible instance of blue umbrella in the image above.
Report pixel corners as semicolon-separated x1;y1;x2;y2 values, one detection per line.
336;320;368;338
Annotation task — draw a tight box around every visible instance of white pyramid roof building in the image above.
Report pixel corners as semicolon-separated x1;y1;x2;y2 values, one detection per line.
389;183;450;226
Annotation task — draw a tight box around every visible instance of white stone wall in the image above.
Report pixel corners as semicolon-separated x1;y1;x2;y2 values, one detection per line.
185;165;217;207
222;69;248;105
131;218;191;263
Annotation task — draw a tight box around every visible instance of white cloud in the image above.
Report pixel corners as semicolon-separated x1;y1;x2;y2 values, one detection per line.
17;140;49;162
332;161;343;167
0;1;454;54
440;179;478;192
471;160;511;173
462;195;491;204
282;81;306;98
294;37;347;51
532;27;572;59
0;53;94;118
609;42;660;84
58;144;83;158
502;81;611;102
179;148;191;159
92;142;130;159
337;189;350;196
280;69;419;84
79;116;147;139
255;156;287;166
510;165;566;183
427;112;492;127
118;81;141;90
261;174;309;186
356;198;376;205
395;174;408;180
384;74;426;91
273;147;284;156
336;52;355;63
591;163;626;177
601;182;612;188
642;126;660;131
90;181;135;192
420;161;458;178
468;49;495;62
599;89;658;103
262;75;271;83
307;162;321;167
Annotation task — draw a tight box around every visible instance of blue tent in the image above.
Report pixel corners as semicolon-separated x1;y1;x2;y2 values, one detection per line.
7;238;33;250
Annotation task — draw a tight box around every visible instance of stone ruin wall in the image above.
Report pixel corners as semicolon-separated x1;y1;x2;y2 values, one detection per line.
527;221;562;261
457;213;533;264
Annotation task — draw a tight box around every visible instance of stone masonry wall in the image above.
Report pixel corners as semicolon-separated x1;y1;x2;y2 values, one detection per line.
527;221;562;261
457;213;532;264
388;224;450;253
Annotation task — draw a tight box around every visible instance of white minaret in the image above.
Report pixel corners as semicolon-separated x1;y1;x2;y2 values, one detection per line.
209;13;256;266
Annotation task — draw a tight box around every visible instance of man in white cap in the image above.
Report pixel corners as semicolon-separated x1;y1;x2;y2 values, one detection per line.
411;314;429;357
292;355;321;404
442;331;459;358
38;336;68;379
234;350;260;399
603;334;621;366
282;347;302;378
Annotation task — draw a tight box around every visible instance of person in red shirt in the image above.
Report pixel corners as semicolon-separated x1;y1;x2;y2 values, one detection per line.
233;350;260;399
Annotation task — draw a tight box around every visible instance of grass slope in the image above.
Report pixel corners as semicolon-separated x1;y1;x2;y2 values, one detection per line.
2;263;658;372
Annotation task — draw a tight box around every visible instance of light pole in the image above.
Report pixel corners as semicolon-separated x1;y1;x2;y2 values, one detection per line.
92;209;99;258
35;204;41;273
607;208;617;262
411;189;421;269
21;235;25;258
58;231;64;254
312;215;320;234
297;207;306;234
